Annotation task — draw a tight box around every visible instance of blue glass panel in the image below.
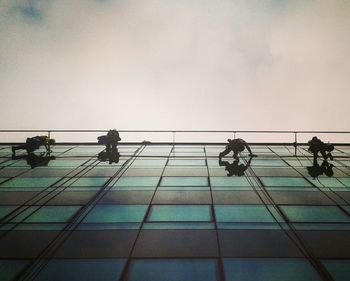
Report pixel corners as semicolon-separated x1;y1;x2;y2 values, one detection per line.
0;260;29;281
148;205;212;222
126;259;219;281
223;259;322;281
322;260;350;281
84;205;148;223
64;177;109;187
34;259;126;281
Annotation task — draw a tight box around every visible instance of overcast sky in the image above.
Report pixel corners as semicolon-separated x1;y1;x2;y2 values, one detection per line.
0;0;349;132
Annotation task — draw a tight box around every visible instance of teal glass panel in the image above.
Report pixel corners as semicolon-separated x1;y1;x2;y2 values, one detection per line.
148;205;212;222
131;159;167;167
338;178;350;187
281;206;350;222
34;259;126;281
322;260;350;281
114;177;159;187
0;260;29;281
260;177;311;187
210;177;254;187
0;177;60;188
0;178;9;184
0;206;16;220
308;178;344;188
143;222;215;229
64;177;109;187
215;205;277;223
223;259;322;281
84;205;148;223
24;206;80;223
161;177;208;186
126;259;219;281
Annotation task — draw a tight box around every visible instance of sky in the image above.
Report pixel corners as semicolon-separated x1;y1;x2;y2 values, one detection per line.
0;0;349;134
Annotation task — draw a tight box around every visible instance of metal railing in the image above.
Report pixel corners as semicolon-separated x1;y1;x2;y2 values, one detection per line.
0;130;350;145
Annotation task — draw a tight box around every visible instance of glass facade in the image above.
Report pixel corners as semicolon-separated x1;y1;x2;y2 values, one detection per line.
0;143;349;280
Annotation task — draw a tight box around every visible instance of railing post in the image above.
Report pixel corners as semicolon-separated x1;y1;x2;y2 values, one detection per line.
294;132;298;156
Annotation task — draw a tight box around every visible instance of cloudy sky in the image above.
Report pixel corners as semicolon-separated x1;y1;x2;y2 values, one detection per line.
0;0;349;132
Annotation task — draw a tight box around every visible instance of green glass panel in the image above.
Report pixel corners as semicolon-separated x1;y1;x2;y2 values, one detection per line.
210;177;253;187
114;177;159;187
281;206;350;222
322;260;350;281
64;177;109;187
223;259;322;281
0;177;60;188
25;206;81;223
148;205;212;222
261;177;311;187
34;259;126;281
0;206;16;220
215;205;277;223
308;178;344;188
126;259;219;281
161;177;208;186
131;159;167;167
0;260;29;281
84;205;148;223
338;178;350;187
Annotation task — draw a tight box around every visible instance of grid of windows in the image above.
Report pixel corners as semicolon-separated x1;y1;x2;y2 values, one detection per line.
0;144;349;280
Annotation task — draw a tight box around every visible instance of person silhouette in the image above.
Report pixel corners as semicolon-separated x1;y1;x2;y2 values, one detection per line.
307;158;334;179
12;152;56;168
97;149;120;164
97;129;121;153
308;136;334;162
12;136;55;156
219;138;256;160
219;155;254;176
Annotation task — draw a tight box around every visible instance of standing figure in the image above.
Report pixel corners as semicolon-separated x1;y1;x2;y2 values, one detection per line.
308;136;334;162
219;138;256;160
12;136;55;156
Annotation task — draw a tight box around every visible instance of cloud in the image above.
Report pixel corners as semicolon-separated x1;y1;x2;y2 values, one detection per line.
0;0;349;132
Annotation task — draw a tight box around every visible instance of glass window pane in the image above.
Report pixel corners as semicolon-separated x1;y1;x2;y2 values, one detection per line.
114;177;159;187
281;206;350;222
161;177;208;186
0;260;29;281
223;259;322;281
215;205;277;223
126;259;219;281
322;260;350;281
261;177;312;187
148;205;212;222
24;206;81;223
84;205;148;223
0;177;60;188
34;259;126;281
0;206;16;220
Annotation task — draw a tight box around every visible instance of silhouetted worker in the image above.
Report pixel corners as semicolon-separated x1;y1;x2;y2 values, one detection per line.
219;138;256;160
307;159;334;179
308;136;334;162
97;129;121;153
219;155;254;176
12;136;55;156
12;152;56;168
98;150;120;164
